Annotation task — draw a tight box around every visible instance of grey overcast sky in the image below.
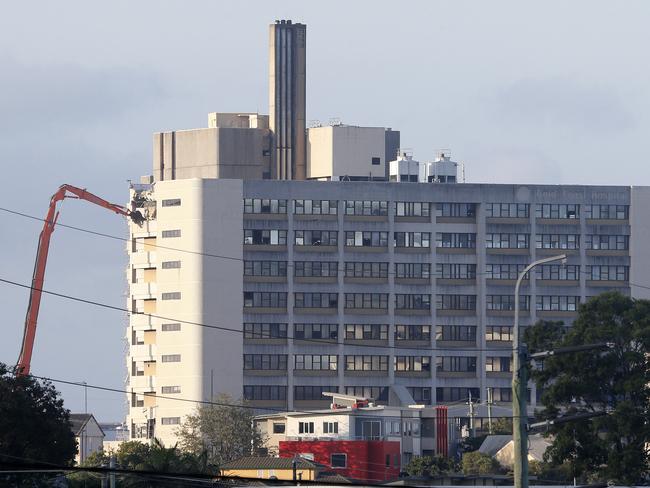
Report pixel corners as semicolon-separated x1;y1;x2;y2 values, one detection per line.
1;1;649;421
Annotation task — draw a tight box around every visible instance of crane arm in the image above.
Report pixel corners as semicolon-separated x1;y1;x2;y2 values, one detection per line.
16;184;144;375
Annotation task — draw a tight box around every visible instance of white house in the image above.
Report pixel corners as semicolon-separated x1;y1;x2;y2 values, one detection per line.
69;413;105;464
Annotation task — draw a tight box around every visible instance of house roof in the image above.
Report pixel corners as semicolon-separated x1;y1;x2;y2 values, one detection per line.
69;413;105;437
220;456;323;471
478;435;512;456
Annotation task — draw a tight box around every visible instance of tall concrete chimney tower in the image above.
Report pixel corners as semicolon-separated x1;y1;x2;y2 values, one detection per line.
269;20;306;180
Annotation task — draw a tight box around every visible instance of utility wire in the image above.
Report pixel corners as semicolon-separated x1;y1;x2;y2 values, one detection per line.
13;371;524;420
4;205;637;282
0;276;528;353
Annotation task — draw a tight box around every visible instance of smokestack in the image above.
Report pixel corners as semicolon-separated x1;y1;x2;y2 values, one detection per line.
268;20;306;180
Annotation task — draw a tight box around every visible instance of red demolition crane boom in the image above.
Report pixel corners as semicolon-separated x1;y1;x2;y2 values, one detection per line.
16;184;144;375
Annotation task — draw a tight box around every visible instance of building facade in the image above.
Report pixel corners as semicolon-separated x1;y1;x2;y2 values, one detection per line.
125;177;650;445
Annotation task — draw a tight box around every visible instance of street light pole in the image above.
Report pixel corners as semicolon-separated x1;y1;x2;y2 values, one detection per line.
513;253;566;488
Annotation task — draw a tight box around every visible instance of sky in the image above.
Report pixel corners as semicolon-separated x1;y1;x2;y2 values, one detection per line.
1;1;649;422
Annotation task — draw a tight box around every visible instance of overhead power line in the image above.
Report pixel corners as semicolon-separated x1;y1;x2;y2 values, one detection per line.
0;276;526;353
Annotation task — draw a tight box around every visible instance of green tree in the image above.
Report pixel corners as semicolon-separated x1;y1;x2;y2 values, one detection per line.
491;417;512;435
176;393;264;466
524;292;650;485
405;455;457;477
460;451;502;475
0;362;77;485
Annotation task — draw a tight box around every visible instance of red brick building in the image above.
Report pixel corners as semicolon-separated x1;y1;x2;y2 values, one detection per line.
280;439;401;482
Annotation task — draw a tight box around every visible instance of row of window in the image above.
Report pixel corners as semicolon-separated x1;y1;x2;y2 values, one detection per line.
243;354;485;373
243;229;630;251
242;292;589;312
243;323;516;343
243;262;629;282
241;199;629;220
241;384;525;403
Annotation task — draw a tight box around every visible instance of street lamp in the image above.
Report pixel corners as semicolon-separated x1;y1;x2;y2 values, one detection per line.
512;254;566;488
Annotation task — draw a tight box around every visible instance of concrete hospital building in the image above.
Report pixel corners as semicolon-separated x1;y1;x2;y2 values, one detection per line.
124;20;650;446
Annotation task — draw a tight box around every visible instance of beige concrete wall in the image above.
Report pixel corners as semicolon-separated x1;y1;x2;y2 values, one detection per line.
631;186;650;299
127;178;244;447
153;128;271;182
307;126;386;180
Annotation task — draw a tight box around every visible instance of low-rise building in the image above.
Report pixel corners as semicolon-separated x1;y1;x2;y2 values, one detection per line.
220;456;324;481
69;414;105;464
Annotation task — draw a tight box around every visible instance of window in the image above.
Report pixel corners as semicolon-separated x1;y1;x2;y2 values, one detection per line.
407;387;431;405
486;356;512;372
294;386;338;401
490;388;513;402
243;354;287;370
345;355;389;371
486;295;530;311
345;200;388;216
161;323;181;332
161;386;181;394
294;200;337;215
345;293;388;309
161;417;180;425
485;203;529;218
394;232;430;248
345;262;388;278
436;264;476;279
345;324;388;341
395;294;431;310
371;157;381;166
395;356;431;372
293;261;338;278
436;203;476;217
585;235;629;250
395;325;431;341
394;263;430;279
586;265;628;281
436;387;480;402
535;234;580;250
161;198;181;207
436;295;476;311
436;356;477;372
536;204;580;219
485;264;527;280
486;326;513;342
395;202;430;217
298;422;315;434
585;205;629;220
294;355;338;371
273;423;286;433
536;296;580;312
244;261;288;277
161;292;181;300
485;233;529;249
243;198;287;214
294;323;338;340
294;230;338;246
345;231;388;247
294;261;338;277
161;229;181;238
536;264;580;280
436;325;476;342
436;233;476;248
294;293;338;309
161;261;181;269
243;292;287;308
344;386;388;401
323;422;339;434
161;354;181;363
243;229;287;245
331;454;347;468
243;323;288;339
